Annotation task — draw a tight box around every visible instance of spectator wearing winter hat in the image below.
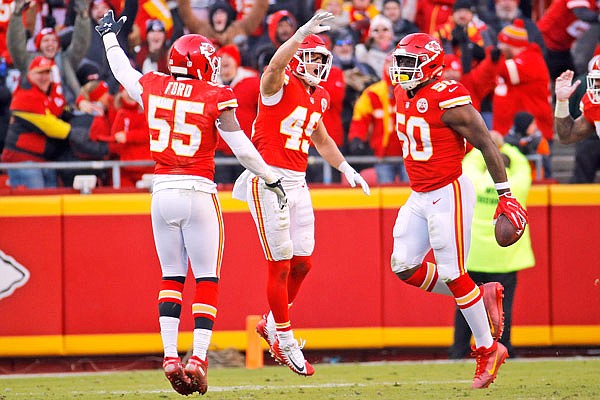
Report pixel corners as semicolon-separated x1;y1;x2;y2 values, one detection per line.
492;19;554;177
479;0;546;60
0;56;70;188
7;0;91;106
355;14;396;79
134;19;170;74
381;0;419;44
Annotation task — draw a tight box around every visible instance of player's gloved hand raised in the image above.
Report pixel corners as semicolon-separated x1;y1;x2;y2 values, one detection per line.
265;178;288;210
554;70;580;102
494;192;528;232
297;11;334;39
338;161;370;196
95;10;127;37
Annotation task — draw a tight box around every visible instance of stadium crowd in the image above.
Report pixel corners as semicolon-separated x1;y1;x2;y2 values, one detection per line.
0;0;599;188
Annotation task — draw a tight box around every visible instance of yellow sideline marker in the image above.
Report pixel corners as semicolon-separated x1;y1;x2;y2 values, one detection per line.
246;315;264;369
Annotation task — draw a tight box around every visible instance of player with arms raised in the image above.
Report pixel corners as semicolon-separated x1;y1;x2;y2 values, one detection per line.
233;12;370;377
387;33;528;389
95;11;286;396
554;64;600;143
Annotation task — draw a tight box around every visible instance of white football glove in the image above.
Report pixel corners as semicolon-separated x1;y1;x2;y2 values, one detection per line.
554;70;580;102
295;12;334;41
338;161;370;195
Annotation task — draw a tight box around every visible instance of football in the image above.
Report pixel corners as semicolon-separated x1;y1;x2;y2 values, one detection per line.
494;214;524;247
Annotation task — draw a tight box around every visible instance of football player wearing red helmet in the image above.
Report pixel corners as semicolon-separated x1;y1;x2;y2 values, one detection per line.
96;11;287;396
232;12;369;377
387;32;527;389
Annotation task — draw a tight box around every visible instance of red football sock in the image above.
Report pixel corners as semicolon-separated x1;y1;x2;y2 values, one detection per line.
287;255;312;303
403;261;439;292
267;260;292;332
192;279;219;329
446;273;481;309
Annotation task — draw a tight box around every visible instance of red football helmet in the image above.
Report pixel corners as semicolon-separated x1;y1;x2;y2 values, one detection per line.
289;34;332;86
587;55;600;104
388;33;444;91
168;34;220;82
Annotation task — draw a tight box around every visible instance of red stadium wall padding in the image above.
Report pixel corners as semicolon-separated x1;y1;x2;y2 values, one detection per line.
0;185;598;356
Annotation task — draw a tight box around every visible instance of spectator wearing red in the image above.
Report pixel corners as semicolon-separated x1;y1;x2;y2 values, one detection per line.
537;0;600;80
109;89;153;187
1;56;69;188
414;0;454;36
78;80;117;143
492;19;553;175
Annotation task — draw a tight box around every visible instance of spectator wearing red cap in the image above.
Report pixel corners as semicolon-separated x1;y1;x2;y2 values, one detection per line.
7;0;91;106
0;55;70;188
213;44;260;183
134;19;170;74
492;19;553;177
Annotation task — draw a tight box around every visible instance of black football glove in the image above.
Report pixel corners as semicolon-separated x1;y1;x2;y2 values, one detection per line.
95;10;127;37
265;179;287;210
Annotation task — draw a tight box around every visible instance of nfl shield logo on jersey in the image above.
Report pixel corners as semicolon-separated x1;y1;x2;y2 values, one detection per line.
321;98;328;112
417;98;428;113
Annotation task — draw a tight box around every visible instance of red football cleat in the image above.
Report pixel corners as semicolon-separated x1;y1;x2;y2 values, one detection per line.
481;282;505;341
163;357;195;396
184;356;209;395
471;341;509;389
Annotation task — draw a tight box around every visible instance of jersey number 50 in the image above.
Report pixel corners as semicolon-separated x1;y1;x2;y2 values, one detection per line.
147;94;204;157
396;112;433;161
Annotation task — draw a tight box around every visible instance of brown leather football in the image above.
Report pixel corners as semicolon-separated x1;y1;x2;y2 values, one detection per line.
494;213;524;247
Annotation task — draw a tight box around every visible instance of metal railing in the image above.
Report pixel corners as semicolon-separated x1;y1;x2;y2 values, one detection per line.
0;154;544;189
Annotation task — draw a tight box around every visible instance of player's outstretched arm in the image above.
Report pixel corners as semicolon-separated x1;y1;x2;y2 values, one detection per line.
260;11;334;97
312;120;370;195
554;70;595;144
217;109;287;208
95;10;143;105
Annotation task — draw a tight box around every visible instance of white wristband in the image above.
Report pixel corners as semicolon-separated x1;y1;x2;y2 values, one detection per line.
494;181;510;191
337;160;352;174
292;30;307;43
555;100;570;118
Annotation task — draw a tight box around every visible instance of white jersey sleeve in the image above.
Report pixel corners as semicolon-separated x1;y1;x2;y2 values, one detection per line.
102;33;143;106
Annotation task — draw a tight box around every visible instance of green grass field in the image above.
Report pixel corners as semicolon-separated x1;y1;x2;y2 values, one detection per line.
1;357;599;400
